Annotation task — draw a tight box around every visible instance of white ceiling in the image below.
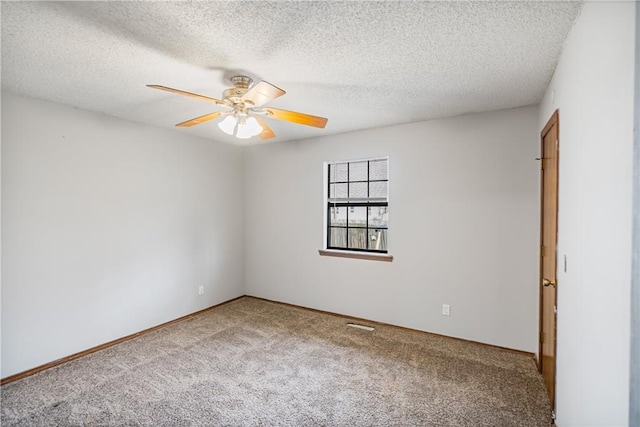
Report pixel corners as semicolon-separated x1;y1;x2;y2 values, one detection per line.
1;1;583;145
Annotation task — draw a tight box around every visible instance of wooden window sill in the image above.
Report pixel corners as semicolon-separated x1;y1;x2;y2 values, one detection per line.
318;249;393;262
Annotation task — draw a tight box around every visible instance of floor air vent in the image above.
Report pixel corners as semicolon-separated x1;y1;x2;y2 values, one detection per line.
346;323;375;331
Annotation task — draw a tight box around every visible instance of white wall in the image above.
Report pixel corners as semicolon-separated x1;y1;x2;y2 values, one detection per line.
244;106;540;352
538;2;635;426
1;92;245;377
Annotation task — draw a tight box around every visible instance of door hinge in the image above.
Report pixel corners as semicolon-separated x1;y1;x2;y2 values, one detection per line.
540;331;545;343
551;410;556;420
554;306;557;314
541;246;546;257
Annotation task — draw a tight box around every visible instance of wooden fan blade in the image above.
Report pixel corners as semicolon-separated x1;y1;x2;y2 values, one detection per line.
255;116;276;139
264;108;328;128
175;111;223;127
242;81;285;107
147;85;226;105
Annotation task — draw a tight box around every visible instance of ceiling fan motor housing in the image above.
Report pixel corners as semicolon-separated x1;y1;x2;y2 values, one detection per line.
223;76;253;104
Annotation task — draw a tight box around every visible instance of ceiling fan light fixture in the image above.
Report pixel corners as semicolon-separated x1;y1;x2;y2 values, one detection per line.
218;115;237;135
235;116;263;139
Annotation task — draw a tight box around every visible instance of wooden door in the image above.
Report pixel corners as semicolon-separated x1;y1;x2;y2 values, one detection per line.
539;110;559;409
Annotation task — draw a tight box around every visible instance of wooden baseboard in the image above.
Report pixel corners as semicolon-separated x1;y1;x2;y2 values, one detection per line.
0;295;244;386
247;295;536;359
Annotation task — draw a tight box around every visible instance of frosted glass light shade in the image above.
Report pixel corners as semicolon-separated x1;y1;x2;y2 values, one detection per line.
245;117;263;136
218;115;236;135
235;124;252;139
235;116;263;139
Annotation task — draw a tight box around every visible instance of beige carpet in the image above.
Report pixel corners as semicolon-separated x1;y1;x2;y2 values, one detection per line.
1;297;552;426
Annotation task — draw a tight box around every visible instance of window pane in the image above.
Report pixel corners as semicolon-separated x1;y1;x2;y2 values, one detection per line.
348;228;367;249
329;206;347;226
369;159;388;181
348;206;367;227
368;206;389;227
329;227;347;248
368;229;388;251
349;182;368;199
349;161;368;181
369;181;388;199
330;163;348;183
329;183;347;199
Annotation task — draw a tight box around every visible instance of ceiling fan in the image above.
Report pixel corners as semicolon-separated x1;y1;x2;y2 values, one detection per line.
147;76;328;140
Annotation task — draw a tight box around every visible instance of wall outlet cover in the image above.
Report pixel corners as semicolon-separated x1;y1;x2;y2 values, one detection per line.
442;304;451;316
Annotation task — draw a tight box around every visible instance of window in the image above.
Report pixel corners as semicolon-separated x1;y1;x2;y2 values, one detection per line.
326;157;389;253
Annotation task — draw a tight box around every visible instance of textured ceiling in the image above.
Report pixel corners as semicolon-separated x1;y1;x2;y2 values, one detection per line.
1;1;583;145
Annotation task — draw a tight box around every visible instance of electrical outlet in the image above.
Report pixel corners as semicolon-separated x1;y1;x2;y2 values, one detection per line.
198;286;204;295
442;304;451;316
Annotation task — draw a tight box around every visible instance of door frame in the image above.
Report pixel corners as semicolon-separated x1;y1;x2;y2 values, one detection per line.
538;109;560;410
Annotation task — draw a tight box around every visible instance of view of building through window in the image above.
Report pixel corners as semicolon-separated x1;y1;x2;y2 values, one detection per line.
327;158;388;253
